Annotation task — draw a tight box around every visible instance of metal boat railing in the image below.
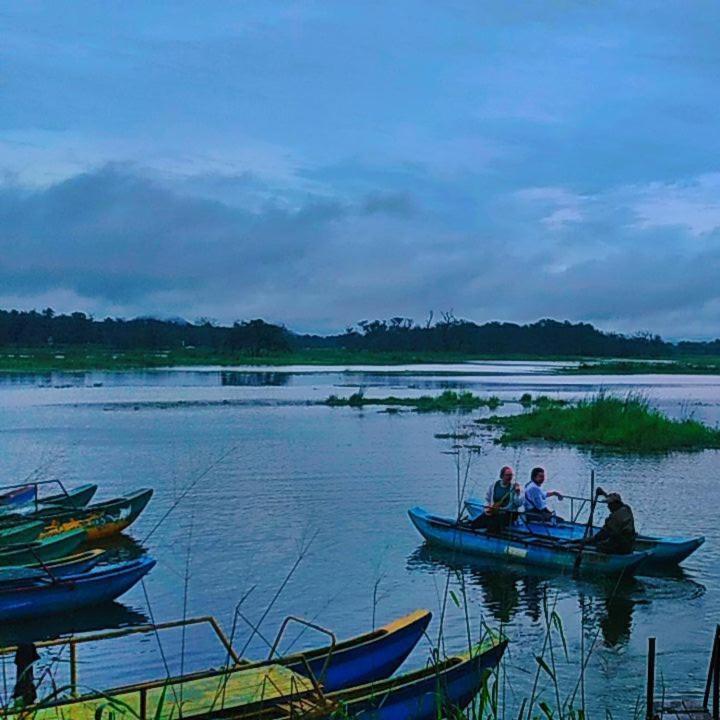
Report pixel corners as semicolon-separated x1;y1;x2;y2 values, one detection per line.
0;615;334;718
0;479;80;513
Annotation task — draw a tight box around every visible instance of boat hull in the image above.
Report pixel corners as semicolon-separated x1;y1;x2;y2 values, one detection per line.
410;507;648;577
464;497;705;568
41;483;99;509
0;528;87;566
0;489;154;541
323;638;507;720
282;609;431;692
0;556;155;621
0;521;43;547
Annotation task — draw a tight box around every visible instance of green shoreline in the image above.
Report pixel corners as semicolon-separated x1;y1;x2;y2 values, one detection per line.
0;348;719;374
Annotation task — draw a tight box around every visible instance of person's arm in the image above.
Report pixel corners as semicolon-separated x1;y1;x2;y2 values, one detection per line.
547;490;564;500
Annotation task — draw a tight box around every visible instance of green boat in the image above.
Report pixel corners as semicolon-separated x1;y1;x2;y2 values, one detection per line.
0;489;153;541
0;521;43;547
0;528;87;566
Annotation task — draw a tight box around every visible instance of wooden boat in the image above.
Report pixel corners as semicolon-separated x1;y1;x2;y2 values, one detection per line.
0;521;43;547
464;497;705;567
0;489;153;541
0;483;97;512
40;483;99;509
409;506;650;577
0;528;87;566
275;608;431;692
0;555;155;621
0;549;105;585
3;630;506;720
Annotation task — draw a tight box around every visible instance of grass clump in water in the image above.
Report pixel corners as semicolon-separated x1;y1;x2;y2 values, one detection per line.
325;390;503;413
484;392;720;451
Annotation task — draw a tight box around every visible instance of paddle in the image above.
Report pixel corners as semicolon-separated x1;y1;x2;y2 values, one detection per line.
572;471;598;576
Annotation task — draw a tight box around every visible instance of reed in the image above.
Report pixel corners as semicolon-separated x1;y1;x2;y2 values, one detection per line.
484;392;720;451
326;390;503;412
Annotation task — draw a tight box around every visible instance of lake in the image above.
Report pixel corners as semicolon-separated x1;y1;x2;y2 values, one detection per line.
0;362;718;716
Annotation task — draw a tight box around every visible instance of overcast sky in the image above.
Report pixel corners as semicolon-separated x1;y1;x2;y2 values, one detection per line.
1;2;719;337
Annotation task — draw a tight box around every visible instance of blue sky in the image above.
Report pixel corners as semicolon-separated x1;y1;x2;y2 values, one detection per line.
1;1;719;337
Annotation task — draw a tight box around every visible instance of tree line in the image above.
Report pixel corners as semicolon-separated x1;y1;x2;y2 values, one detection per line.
0;307;716;358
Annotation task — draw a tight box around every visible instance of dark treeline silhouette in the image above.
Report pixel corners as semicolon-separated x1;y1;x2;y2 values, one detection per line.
0;308;716;357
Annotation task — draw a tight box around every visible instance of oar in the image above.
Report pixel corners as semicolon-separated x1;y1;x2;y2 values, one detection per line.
573;471;597;576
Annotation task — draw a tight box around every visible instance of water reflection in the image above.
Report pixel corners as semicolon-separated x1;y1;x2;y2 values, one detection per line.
0;602;150;646
409;544;647;648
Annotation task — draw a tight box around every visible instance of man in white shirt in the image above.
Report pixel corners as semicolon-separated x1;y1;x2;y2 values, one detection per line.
524;467;563;521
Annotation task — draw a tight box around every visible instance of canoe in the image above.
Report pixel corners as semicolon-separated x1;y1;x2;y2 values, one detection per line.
8;632;506;720
0;484;36;511
464;497;705;567
409;506;650;577
0;549;106;585
0;555;155;621
40;483;99;509
279;608;431;692
0;489;153;541
0;520;43;547
0;528;87;566
316;637;506;720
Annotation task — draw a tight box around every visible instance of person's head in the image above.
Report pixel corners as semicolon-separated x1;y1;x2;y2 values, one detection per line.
499;466;514;485
606;492;623;511
531;467;545;485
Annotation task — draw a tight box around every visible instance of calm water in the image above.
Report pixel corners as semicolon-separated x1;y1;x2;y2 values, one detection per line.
0;362;718;716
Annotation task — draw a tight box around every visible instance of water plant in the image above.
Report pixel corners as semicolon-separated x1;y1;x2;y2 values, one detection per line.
325;390;503;413
483;392;720;451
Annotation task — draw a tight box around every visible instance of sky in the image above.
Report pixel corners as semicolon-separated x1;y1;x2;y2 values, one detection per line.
1;2;720;338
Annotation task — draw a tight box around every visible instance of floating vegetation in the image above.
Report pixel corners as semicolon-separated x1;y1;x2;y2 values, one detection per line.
482;392;720;451
434;432;472;440
325;390;503;413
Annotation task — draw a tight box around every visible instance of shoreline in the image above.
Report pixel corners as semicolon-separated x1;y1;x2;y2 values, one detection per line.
0;348;719;374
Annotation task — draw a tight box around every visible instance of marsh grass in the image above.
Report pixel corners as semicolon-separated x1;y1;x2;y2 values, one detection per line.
484;392;720;451
326;390;503;413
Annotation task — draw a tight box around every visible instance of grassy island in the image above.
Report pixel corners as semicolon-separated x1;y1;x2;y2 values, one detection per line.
326;390;503;412
483;394;720;452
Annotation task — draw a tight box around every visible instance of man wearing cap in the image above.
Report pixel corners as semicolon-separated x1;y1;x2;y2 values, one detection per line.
587;489;636;554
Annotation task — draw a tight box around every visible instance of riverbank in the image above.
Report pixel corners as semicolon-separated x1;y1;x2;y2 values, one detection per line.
1;347;719;374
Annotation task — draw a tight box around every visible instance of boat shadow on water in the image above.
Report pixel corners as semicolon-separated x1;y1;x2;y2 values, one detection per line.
0;601;150;646
406;544;705;649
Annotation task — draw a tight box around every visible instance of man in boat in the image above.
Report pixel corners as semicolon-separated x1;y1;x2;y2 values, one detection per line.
469;465;523;533
586;490;636;554
523;467;564;522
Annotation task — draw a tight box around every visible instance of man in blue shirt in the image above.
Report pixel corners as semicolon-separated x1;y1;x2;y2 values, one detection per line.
524;467;564;521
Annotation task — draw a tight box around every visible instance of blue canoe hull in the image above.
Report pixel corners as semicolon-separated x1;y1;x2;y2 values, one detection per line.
464;497;705;567
327;638;506;720
410;507;649;577
0;556;155;621
285;609;431;692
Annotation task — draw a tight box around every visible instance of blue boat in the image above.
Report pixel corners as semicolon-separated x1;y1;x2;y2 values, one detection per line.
409;506;650;577
0;555;155;621
464;497;705;568
320;636;507;720
0;549;106;585
281;608;431;691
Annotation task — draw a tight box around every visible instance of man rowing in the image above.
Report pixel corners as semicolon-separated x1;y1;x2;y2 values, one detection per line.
523;466;564;522
586;489;636;554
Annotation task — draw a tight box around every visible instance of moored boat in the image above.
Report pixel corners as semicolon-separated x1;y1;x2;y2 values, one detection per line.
2;627;505;720
464;497;705;568
0;549;105;585
278;608;431;691
0;528;87;566
0;520;43;547
0;555;155;621
0;489;153;541
0;482;98;513
40;483;99;509
409;506;650;577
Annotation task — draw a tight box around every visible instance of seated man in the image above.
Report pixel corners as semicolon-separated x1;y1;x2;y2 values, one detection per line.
470;465;523;533
587;491;636;555
524;467;563;522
